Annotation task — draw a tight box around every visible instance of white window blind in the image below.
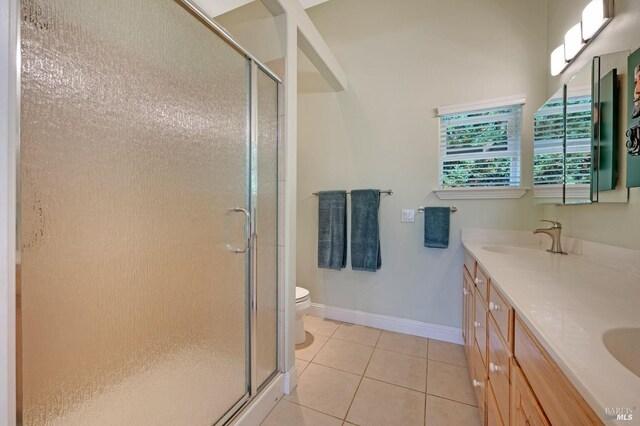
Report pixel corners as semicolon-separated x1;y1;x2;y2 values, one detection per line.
533;97;565;186
533;95;592;187
439;104;522;188
565;95;592;185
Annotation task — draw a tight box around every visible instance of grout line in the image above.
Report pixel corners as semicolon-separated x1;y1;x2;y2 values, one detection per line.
310;358;369;377
330;335;378;347
298;320;462;424
425;392;479;409
426;358;468;368
373;346;428;359
295;358;310;377
342;327;382;422
372;345;429;361
281;399;347;422
373;332;431;359
331;323;382;347
309;352;428;394
304;334;331;364
427;358;469;369
362;376;426;394
305;314;342;338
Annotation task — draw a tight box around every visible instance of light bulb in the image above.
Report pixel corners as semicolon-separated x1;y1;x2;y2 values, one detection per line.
564;23;585;61
551;45;568;76
582;0;608;40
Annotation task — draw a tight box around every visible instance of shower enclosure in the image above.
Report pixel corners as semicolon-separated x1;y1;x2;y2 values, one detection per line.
18;0;280;424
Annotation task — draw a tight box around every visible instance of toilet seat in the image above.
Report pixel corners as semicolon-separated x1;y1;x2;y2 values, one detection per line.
296;286;310;303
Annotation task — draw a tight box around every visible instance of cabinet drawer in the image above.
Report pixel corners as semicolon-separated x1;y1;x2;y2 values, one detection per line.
511;360;549;426
514;317;602;425
487;382;505;426
470;340;487;424
488;282;513;348
488;317;510;425
473;287;487;367
475;265;489;303
464;250;476;278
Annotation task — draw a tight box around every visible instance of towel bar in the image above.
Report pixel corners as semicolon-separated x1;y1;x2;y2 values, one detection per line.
312;189;393;196
418;206;457;213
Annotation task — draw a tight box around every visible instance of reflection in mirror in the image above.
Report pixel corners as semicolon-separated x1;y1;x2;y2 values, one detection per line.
597;50;630;203
565;62;595;204
534;87;565;204
534;52;630;205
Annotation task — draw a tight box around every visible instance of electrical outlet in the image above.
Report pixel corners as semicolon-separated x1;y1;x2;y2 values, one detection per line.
401;209;415;223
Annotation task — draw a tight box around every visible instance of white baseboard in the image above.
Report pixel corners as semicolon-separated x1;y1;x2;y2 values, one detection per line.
233;373;284;426
283;365;298;395
309;303;463;345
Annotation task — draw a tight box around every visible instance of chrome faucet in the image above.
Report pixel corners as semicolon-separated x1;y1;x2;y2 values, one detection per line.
534;220;567;255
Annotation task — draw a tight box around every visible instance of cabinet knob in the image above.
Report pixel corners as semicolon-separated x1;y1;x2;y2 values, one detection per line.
472;379;482;388
474;277;481;285
489;362;500;372
474;321;481;328
489;302;500;311
463;288;469;296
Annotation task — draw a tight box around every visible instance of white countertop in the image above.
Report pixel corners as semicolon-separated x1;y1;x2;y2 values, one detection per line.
462;229;640;425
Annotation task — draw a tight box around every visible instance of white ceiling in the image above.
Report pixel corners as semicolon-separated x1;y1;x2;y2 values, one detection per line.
195;0;330;18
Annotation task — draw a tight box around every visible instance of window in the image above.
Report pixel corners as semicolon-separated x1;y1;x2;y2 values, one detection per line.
439;104;522;188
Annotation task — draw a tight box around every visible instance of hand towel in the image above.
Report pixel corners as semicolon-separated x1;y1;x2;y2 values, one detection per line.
350;189;381;272
424;207;450;249
317;191;347;270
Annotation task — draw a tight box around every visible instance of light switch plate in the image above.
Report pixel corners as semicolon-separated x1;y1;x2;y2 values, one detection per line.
401;209;415;222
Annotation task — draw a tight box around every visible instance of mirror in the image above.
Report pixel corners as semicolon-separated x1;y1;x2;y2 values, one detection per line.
597;50;629;202
534;51;630;204
565;59;594;204
534;86;565;204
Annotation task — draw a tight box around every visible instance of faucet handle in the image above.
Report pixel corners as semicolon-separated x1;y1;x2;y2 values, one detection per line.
540;220;562;229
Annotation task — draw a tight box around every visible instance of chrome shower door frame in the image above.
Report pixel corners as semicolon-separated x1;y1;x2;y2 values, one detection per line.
0;0;20;424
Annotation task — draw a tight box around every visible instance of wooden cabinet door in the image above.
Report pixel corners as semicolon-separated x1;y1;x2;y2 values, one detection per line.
463;270;474;356
464;250;476;277
488;318;510;424
487;382;505;426
514;317;602;425
511;361;549;426
474;287;488;366
470;341;487;424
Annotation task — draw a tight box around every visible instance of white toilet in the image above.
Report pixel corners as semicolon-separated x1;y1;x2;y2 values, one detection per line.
295;286;311;344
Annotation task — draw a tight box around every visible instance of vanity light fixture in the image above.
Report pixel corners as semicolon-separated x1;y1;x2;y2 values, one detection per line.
564;23;585;61
549;0;613;76
582;0;613;40
551;45;569;77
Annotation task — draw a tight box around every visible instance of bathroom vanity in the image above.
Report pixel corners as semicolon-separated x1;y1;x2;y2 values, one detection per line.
461;230;640;426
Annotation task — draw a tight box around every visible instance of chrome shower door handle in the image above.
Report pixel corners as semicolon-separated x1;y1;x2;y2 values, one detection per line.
226;207;251;254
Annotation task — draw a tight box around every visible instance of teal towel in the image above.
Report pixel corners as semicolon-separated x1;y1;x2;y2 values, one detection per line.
317;191;347;270
350;189;381;272
424;207;450;249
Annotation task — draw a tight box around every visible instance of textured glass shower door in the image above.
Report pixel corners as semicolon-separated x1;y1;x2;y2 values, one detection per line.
20;0;254;424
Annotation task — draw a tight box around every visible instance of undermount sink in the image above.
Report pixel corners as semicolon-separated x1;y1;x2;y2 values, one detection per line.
603;328;640;378
482;245;544;255
480;245;556;272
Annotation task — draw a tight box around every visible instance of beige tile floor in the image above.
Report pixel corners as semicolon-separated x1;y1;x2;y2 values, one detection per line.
261;314;482;426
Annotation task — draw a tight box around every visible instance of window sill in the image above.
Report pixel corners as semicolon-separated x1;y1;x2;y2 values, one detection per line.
433;187;529;200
